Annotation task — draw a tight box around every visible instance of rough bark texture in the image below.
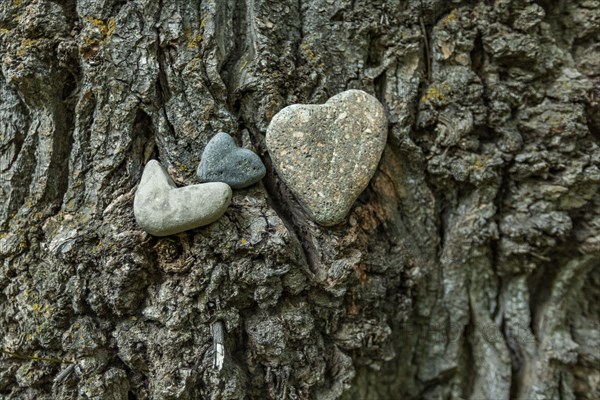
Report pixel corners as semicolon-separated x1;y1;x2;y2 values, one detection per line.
0;0;599;399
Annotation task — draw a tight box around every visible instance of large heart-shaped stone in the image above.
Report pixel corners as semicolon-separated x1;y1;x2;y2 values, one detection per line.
266;90;388;226
197;132;266;189
134;160;231;236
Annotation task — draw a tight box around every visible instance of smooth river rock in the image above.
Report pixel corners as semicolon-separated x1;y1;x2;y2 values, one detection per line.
266;90;388;226
197;132;266;189
134;160;231;236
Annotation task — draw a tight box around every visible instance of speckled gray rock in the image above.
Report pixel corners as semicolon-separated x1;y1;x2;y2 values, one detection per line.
266;90;388;226
134;160;231;236
197;132;266;189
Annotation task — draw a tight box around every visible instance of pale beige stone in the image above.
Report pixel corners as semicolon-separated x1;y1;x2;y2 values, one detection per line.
134;160;231;236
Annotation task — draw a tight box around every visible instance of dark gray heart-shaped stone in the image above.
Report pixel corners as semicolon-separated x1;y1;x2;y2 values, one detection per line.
197;132;266;189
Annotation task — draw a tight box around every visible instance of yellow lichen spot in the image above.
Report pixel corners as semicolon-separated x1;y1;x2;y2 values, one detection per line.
300;37;319;64
82;35;99;47
240;239;248;245
185;18;206;49
85;17;116;45
189;55;202;69
176;162;190;173
16;38;39;56
442;9;458;26
106;18;116;38
472;158;486;171
187;33;204;49
44;304;54;318
87;17;106;34
421;83;452;104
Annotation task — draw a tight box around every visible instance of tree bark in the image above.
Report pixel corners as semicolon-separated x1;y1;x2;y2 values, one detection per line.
0;0;599;399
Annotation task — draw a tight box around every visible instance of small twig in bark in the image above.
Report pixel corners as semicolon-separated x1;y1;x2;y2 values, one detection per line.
211;320;226;371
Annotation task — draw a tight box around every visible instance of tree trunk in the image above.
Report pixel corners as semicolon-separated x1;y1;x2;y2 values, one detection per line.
0;0;599;399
